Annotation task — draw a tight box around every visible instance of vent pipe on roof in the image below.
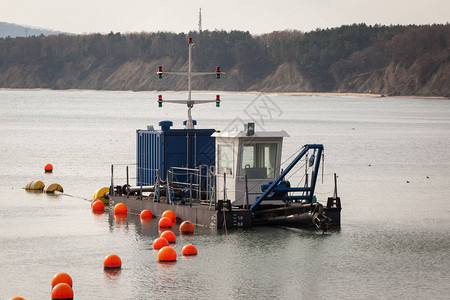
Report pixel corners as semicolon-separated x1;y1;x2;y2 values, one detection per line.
159;120;173;132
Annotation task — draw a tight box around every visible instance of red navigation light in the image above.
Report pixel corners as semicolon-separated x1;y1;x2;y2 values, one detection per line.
158;66;163;78
216;66;221;79
188;37;193;44
158;95;163;107
216;95;220;107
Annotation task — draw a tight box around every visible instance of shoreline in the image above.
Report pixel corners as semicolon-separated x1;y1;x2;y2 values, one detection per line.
0;87;447;100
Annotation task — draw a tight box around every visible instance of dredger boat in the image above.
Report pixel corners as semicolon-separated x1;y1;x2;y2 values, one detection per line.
107;38;341;232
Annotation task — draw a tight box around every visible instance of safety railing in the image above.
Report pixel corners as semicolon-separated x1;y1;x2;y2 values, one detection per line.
166;165;216;207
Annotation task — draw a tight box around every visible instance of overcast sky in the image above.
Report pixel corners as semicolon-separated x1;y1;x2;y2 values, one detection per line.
2;0;449;34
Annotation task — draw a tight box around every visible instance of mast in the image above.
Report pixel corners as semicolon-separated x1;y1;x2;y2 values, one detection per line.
187;37;193;128
198;8;202;33
156;37;224;129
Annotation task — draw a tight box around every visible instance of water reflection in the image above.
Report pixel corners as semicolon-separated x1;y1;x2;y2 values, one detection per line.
156;260;177;283
24;190;44;195
91;210;107;225
139;219;154;236
107;212;129;231
157;261;177;266
103;268;122;286
44;193;63;200
140;218;152;225
114;215;128;226
179;232;194;237
2;91;450;299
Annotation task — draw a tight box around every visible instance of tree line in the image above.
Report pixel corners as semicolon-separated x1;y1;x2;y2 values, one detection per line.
0;23;449;95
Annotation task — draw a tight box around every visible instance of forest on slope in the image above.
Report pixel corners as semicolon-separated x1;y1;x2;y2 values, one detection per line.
0;23;449;96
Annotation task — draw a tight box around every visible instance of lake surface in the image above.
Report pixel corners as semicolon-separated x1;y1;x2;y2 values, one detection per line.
1;89;449;299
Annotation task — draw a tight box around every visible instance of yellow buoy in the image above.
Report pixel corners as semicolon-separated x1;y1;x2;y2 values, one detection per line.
25;180;45;191
93;187;109;199
25;181;32;190
44;183;63;193
93;187;110;204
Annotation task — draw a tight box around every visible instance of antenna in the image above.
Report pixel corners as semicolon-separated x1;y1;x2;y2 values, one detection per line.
156;37;224;129
198;8;202;33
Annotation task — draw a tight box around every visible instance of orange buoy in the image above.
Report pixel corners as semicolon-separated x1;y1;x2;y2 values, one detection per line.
181;244;198;256
158;228;171;236
158;216;173;228
51;283;73;300
92;199;105;211
51;272;73;288
91;198;102;209
161;210;176;222
153;237;169;250
179;221;195;234
103;254;122;269
9;297;25;300
157;246;177;262
114;203;127;214
44;163;53;173
160;230;176;243
140;209;153;219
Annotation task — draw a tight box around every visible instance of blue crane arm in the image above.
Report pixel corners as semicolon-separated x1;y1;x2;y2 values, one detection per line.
250;144;323;211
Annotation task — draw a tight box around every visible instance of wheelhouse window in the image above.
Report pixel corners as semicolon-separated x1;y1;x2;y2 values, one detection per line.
218;144;234;176
241;143;277;179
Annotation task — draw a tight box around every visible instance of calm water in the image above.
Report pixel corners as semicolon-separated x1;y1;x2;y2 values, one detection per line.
1;90;450;299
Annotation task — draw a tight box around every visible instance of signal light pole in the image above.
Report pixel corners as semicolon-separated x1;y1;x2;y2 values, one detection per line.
156;37;225;129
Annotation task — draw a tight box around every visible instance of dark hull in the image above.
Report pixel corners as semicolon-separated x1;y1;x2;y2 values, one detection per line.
252;203;341;229
109;195;252;229
109;195;341;230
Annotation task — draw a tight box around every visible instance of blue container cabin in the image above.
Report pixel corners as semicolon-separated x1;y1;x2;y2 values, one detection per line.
136;120;215;186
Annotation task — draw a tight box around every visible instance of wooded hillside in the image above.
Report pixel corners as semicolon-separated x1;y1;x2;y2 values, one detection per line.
0;23;449;96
